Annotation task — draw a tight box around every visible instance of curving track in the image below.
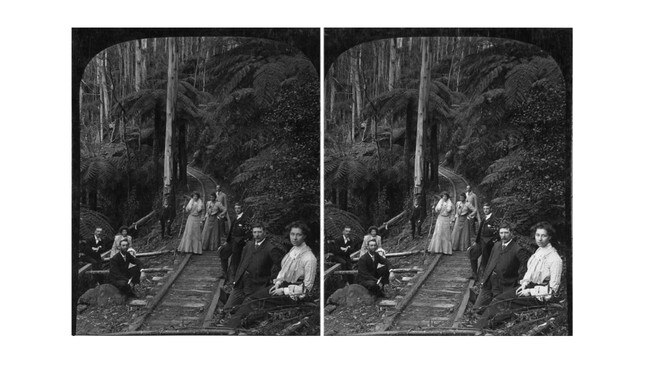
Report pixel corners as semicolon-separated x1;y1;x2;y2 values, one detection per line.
369;167;479;335
126;167;227;334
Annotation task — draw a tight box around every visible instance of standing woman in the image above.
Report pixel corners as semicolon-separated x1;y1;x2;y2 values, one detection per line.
427;192;454;255
111;226;133;258
202;192;225;251
451;193;477;251
178;192;204;254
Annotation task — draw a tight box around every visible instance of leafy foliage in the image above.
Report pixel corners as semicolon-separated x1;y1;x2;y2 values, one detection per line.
229;79;320;240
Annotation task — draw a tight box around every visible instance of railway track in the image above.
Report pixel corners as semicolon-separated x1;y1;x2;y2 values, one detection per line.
125;167;228;334
368;167;479;335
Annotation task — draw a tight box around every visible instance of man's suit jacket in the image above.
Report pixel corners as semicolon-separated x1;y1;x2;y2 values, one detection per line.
108;252;143;283
233;238;284;293
330;235;352;258
84;235;108;259
481;238;530;290
356;252;390;283
411;205;425;223
227;213;251;244
475;214;499;245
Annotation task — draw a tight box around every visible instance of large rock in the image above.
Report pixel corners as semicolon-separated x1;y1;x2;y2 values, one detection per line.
78;284;127;307
327;287;347;306
345;284;374;307
326;284;374;307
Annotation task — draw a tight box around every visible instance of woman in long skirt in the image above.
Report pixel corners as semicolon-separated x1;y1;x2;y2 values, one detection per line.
451;193;477;251
428;192;454;254
178;192;204;254
202;192;225;251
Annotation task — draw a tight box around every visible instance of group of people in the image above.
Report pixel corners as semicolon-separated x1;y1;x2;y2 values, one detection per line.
425;185;479;255
79;226;143;297
176;185;229;255
220;221;317;330
326;225;392;297
419;185;564;329
471;221;563;329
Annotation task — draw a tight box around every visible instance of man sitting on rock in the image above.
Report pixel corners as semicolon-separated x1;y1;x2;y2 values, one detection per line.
108;239;143;297
356;239;391;297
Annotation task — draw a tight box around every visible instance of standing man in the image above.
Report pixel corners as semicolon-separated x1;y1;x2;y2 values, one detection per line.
222;223;284;314
410;199;425;239
108;239;143;297
468;202;499;279
473;222;530;318
356;239;391;297
160;196;175;238
219;202;250;280
215;184;229;236
466;185;480;238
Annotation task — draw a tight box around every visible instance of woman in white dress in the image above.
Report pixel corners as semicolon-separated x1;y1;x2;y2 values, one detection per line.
476;221;563;329
177;192;204;254
110;226;133;258
360;226;383;257
427;192;454;254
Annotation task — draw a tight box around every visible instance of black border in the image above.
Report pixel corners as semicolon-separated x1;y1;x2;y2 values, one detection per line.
72;28;319;335
324;28;572;336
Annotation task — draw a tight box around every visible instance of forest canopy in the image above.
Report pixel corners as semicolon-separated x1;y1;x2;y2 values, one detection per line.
79;36;319;241
325;37;569;244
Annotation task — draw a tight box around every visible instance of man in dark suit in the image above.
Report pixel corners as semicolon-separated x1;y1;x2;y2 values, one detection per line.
82;227;108;269
468;202;499;279
410;200;425;239
473;222;530;327
222;223;284;314
159;196;175;238
327;226;355;284
356;239;391;297
219;203;251;280
108;239;143;297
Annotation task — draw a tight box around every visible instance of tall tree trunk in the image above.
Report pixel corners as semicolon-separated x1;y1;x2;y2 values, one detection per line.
413;38;431;197
353;48;362;128
328;64;335;130
135;40;142;92
153;100;164;189
178;120;187;187
430;113;439;192
388;39;397;91
164;38;179;199
203;49;209;92
447;37;456;88
96;52;110;143
349;54;356;144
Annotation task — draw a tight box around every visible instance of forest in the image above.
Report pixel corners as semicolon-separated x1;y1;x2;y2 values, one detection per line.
325;36;569;246
78;36;320;244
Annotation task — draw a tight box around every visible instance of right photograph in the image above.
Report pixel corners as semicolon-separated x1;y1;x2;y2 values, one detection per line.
323;29;572;336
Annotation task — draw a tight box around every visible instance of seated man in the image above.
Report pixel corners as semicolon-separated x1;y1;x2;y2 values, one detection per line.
222;223;283;314
108;239;143;297
475;222;562;329
327;226;354;284
226;221;317;330
82;228;107;269
356;239;391;297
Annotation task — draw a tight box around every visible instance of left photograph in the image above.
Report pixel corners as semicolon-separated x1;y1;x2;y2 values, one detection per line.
72;30;320;335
